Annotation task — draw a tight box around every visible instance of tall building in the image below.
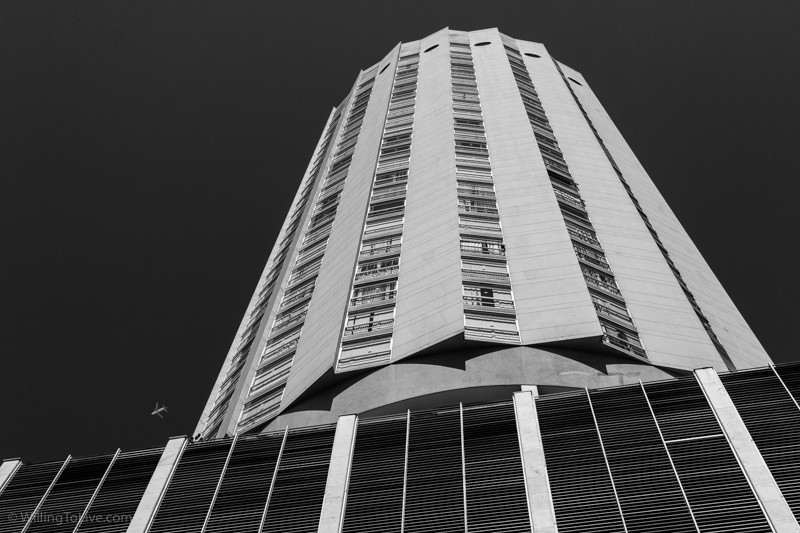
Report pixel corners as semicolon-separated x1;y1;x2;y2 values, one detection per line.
4;28;797;533
196;27;769;440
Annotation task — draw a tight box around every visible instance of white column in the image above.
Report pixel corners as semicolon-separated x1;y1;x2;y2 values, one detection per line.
317;415;357;533
126;436;187;533
0;459;22;494
512;391;558;533
695;367;800;533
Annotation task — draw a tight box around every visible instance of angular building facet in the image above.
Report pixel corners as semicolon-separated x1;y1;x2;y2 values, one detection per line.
196;28;770;440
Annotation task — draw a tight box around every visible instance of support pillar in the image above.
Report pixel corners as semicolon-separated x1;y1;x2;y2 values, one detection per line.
126;436;187;533
513;391;558;533
317;415;357;533
0;459;22;494
695;367;800;533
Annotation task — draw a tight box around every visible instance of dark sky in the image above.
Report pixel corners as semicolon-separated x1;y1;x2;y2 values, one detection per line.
1;1;798;463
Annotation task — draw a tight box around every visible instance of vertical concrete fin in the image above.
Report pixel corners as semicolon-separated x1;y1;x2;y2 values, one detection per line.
126;436;187;533
512;391;557;533
0;459;22;495
317;415;357;533
695;367;800;533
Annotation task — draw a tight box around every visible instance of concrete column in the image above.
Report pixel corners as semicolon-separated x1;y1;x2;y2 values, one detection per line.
0;459;22;494
317;415;357;533
695;367;800;532
126;436;187;533
513;391;557;533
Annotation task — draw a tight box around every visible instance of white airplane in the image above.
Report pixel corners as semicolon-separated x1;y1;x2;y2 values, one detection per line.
151;403;168;419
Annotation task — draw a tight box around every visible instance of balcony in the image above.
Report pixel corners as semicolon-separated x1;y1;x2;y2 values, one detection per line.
461;244;506;258
602;333;647;359
542;156;570;175
458;205;499;219
360;243;401;259
574;248;611;272
271;311;307;336
462;269;511;284
343;318;394;338
350;290;397;308
355;265;399;283
567;225;602;249
594;302;633;326
553;187;585;211
261;337;299;364
463;295;515;310
465;326;520;343
583;274;622;298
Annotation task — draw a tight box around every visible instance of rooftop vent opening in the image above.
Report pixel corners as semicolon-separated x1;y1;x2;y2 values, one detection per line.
524;52;541;58
475;41;491;47
568;77;584;86
424;44;439;53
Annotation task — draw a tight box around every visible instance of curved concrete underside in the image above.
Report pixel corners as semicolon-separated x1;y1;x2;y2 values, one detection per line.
261;345;685;432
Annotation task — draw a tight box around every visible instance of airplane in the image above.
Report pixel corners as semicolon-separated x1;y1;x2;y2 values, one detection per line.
151;403;168;419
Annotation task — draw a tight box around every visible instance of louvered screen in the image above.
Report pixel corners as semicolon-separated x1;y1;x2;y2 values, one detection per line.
260;425;335;533
341;414;406;533
25;454;114;533
588;385;695;532
462;402;529;533
148;439;232;533
0;460;65;533
204;432;284;533
644;378;771;532
721;368;800;518
774;364;800;400
536;392;625;533
74;447;162;533
403;407;464;533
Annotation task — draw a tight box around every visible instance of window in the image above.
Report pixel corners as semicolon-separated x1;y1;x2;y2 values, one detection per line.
344;309;394;336
356;257;399;281
351;281;397;306
424;44;439;53
461;238;506;256
463;286;514;308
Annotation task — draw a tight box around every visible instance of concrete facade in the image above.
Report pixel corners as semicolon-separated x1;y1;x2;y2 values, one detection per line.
126;437;186;533
195;28;772;440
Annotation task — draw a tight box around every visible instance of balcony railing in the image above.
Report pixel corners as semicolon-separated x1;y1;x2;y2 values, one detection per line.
543;157;570;175
554;188;585;210
461;244;506;257
462;269;510;283
272;312;307;334
350;290;397;307
343;319;394;337
575;248;611;270
463;296;515;309
261;337;299;363
602;334;647;359
583;274;622;297
594;302;633;325
458;205;499;218
567;225;602;248
360;243;401;258
355;265;399;282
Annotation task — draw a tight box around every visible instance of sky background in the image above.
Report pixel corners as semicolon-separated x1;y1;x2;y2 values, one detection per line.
1;1;798;462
